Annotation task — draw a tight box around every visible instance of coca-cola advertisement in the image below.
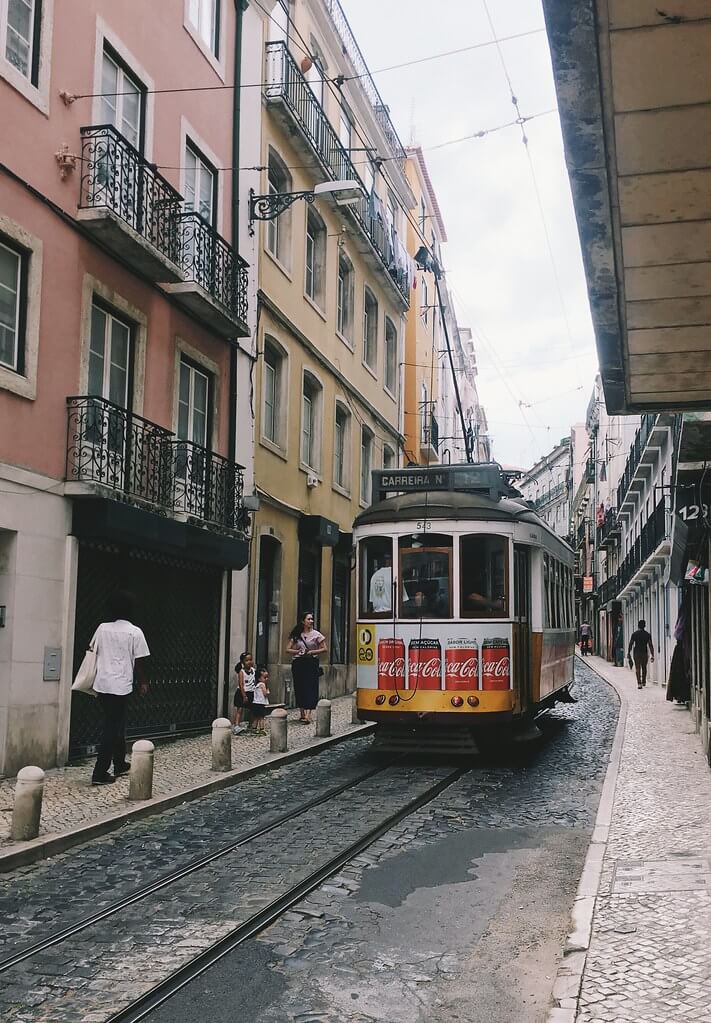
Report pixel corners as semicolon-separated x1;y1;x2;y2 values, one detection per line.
377;638;405;689
445;638;479;690
481;638;510;691
407;638;442;690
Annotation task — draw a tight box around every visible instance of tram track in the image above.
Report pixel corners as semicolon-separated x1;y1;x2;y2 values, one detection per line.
106;765;467;1023
0;760;467;1023
0;757;396;975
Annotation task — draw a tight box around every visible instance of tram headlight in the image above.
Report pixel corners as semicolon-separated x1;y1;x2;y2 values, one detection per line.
375;694;386;705
467;695;480;707
450;696;464;708
388;694;400;705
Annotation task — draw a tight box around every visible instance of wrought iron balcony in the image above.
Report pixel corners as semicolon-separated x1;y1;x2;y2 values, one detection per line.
164;212;249;338
78;125;183;281
66;396;247;532
264;41;410;306
532;480;567;511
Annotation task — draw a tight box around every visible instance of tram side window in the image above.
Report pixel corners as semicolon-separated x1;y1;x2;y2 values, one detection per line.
552;559;561;629
544;554;551;627
359;536;393;616
460;534;508;618
565;567;573;628
399;533;452;618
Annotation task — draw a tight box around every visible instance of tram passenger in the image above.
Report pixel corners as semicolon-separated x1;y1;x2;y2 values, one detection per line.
369;553;392;612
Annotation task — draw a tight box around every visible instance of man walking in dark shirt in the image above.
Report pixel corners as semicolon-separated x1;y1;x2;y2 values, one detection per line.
628;619;655;689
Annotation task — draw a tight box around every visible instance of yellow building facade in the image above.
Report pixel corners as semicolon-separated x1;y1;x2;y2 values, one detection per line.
403;147;448;466
248;1;415;697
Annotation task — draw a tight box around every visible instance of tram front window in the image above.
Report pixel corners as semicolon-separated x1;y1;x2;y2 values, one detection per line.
359;536;394;616
399;534;452;618
460;534;508;618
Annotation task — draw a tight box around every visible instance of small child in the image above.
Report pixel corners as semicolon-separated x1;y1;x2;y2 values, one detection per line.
250;666;270;736
232;652;256;735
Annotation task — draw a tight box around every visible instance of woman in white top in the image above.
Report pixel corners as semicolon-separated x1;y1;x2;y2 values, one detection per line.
91;590;149;785
286;612;327;724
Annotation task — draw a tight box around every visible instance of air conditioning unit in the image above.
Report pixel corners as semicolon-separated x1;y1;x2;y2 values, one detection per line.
306;474;320;488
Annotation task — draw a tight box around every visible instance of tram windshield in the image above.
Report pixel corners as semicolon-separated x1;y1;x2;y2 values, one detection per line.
460;534;509;618
398;534;453;618
359;536;393;616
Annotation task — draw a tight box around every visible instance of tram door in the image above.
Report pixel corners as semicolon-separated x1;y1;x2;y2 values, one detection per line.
513;545;532;711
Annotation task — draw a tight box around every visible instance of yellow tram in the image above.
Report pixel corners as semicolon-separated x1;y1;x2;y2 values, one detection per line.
353;464;576;749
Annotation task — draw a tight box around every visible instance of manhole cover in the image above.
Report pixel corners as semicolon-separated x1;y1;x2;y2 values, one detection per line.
612;858;711;894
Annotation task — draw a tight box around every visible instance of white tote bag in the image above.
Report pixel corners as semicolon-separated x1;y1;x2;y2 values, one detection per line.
72;646;97;697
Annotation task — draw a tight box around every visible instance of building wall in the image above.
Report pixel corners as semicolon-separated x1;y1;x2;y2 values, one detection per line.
0;0;252;774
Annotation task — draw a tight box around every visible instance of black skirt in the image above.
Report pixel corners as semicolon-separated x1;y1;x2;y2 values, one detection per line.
292;655;320;710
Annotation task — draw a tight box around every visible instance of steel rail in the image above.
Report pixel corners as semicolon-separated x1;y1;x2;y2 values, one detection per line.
106;766;467;1023
0;757;398;974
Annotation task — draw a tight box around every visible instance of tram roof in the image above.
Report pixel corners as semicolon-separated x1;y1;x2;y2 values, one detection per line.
354;491;572;555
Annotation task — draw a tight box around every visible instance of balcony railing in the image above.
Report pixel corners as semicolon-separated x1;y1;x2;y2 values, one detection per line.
422;414;439;455
616;413;661;510
597;506;620;547
532;480;567;511
66;396;247;532
79;124;182;266
264;41;410;304
616;499;669;591
177;211;249;327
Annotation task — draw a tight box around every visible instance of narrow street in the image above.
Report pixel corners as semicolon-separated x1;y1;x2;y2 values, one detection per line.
0;661;617;1023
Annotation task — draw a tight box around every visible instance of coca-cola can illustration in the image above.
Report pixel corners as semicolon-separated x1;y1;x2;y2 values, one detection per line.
445;638;479;690
378;638;405;689
482;638;510;691
408;638;442;691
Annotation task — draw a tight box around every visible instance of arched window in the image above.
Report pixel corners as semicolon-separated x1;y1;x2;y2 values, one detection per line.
305;207;326;308
336;251;354;342
266;149;291;266
384;317;397;396
363;287;378;370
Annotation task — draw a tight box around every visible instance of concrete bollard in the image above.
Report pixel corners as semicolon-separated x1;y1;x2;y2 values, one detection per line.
316;698;332;738
270;708;288;754
351;693;360;725
211;717;232;772
11;766;45;842
128;739;154;801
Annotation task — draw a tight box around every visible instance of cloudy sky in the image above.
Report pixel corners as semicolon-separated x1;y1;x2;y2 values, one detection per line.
340;0;599;470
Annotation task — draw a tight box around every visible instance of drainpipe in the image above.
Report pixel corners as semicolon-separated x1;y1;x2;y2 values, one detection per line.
223;0;248;716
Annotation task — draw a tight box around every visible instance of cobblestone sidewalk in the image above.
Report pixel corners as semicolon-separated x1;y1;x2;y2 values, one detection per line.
0;694;359;851
576;657;711;1023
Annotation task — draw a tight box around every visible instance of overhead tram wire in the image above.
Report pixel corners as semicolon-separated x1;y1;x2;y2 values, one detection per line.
480;0;584;391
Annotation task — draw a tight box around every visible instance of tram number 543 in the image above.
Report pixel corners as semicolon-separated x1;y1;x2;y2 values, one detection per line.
357;626;375;665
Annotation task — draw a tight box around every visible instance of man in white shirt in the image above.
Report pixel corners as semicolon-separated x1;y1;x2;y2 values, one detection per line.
91;590;150;786
369;554;392;613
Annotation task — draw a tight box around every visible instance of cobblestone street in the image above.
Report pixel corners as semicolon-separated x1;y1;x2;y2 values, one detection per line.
0;694;360;852
573;657;711;1023
0;661;617;1023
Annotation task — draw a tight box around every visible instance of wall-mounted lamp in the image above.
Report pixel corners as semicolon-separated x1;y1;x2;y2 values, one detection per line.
249;180;363;235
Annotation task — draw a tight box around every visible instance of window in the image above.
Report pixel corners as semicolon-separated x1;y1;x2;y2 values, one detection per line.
301;373;321;470
360;426;373;504
184;142;216;224
4;0;41;82
305;208;326;307
339;104;352;153
359;536;393;616
262;342;284;446
336;252;354;341
383;444;395;470
100;47;143;149
0;238;24;373
363;287;378;370
384;317;397;395
399;533;453;618
188;0;220;56
333;403;350;490
266;150;291;266
460;534;508;619
178;358;210;447
87;301;132;454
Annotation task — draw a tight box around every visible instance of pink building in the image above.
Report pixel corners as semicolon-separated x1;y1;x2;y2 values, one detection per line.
0;0;253;774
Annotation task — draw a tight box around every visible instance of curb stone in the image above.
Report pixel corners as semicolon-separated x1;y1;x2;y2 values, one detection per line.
545;656;629;1023
0;722;375;874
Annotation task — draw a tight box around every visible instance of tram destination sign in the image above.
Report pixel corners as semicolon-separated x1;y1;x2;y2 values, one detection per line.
373;463;505;501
